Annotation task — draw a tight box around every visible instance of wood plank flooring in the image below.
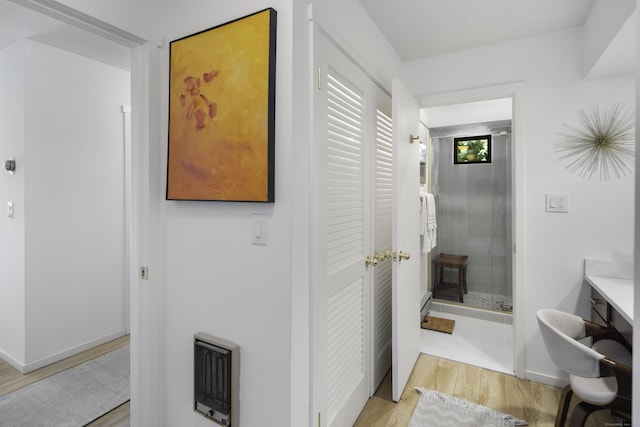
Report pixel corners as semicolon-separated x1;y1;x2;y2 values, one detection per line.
0;336;130;426
1;340;619;426
354;354;615;427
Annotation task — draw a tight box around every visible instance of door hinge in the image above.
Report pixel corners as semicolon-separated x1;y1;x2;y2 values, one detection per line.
140;266;149;280
317;66;322;90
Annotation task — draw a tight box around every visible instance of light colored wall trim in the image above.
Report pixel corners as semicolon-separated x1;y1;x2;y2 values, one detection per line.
129;40;162;427
122;105;132;335
290;2;312;426
8;0;159;47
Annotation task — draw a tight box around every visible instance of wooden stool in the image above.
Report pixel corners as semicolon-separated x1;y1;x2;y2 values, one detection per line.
432;253;468;303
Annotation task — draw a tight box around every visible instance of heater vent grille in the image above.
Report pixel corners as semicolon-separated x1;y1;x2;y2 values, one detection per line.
194;333;239;426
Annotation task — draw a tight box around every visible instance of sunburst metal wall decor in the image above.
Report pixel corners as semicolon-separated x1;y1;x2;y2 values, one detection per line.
555;103;635;180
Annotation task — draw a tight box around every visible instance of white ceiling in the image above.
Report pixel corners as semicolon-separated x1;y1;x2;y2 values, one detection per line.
358;0;596;61
0;0;631;75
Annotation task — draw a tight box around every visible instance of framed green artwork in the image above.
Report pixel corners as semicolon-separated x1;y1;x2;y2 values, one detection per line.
454;135;491;164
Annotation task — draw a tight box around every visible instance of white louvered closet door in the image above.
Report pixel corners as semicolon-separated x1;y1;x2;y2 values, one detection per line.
372;97;393;392
312;27;373;427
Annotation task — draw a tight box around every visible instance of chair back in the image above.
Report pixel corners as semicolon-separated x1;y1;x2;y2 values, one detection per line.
536;309;603;378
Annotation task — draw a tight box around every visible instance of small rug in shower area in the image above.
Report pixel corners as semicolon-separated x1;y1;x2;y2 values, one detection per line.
408;388;528;427
421;315;455;334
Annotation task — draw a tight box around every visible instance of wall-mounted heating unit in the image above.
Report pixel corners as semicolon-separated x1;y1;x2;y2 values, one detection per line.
194;333;239;426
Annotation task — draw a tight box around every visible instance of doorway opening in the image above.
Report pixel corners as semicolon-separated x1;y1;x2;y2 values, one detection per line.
0;1;139;422
420;96;515;374
424;97;513;313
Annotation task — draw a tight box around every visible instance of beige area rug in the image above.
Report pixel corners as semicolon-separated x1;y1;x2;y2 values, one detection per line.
408;387;528;426
421;315;455;334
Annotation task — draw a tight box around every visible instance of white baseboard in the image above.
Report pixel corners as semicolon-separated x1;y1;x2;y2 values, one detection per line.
0;348;25;373
1;330;126;374
524;370;568;388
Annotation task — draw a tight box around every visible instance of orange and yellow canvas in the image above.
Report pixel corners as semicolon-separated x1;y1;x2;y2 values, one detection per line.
167;8;276;201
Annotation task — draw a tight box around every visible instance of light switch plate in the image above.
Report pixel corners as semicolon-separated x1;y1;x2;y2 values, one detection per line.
546;193;568;213
251;214;267;245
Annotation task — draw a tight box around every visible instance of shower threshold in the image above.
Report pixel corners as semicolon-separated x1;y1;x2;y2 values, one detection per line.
433;290;513;313
430;300;512;324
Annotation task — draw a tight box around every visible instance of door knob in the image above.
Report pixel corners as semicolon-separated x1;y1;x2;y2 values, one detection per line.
374;251;392;261
365;255;378;267
398;251;411;261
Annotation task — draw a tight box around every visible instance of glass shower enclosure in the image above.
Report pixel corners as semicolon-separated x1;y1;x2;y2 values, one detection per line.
429;121;512;312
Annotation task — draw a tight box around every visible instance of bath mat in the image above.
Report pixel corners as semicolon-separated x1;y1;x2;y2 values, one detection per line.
408;387;528;426
421;315;455;334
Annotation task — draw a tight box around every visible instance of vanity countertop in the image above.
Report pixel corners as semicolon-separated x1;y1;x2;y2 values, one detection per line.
584;274;633;324
584;259;634;324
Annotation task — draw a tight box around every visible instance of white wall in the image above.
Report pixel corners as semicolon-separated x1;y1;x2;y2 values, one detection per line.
31;1;300;425
155;1;400;424
24;40;130;365
0;41;27;365
158;2;296;426
0;39;130;371
155;1;399;425
403;28;635;384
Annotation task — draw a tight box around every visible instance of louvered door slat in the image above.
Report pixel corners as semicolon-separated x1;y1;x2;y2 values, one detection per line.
372;106;394;389
326;68;364;277
313;29;372;427
326;278;364;422
325;66;367;425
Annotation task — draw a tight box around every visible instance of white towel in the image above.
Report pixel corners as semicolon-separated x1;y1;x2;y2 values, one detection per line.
422;193;437;253
419;194;428;236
